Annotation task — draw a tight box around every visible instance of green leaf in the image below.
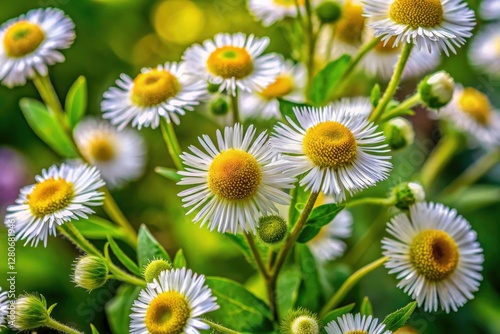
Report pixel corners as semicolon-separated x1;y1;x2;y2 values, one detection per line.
173;249;187;268
277;266;301;319
225;234;253;265
19;98;78;158
73;216;126;240
106;284;141;334
155;167;182;182
295;245;322;312
288;183;309;228
322;303;355;323
309;55;351;105
278;99;311;124
360;296;373;316
297;203;344;243
107;237;142;277
65;76;87;129
371;84;381;107
137;225;171;269
90;324;100;334
382;301;417;332
206;277;274;332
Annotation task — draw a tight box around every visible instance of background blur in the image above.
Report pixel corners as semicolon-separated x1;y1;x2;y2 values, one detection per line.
1;0;499;333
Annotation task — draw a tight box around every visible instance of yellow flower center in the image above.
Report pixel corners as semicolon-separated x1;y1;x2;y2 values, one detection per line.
410;230;459;281
458;88;492;125
374;36;401;54
207;46;254;79
335;2;365;44
208;149;262;201
131;69;180;107
389;0;444;28
273;0;305;6
303;121;357;168
27;178;74;217
3;21;45;58
346;331;368;334
145;291;191;334
260;75;294;100
88;137;115;162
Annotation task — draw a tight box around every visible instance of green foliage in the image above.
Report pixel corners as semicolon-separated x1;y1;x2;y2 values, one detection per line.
360;296;373;316
73;216;126;240
277;267;301;319
371;84;381;108
173;249;187;268
382;301;417;332
137;225;171;269
297;203;344;243
155;166;182;182
90;324;100;334
288;183;309;227
295;245;322;312
65;76;87;129
106;237;142;277
278;99;310;124
309;55;351;105
321;303;355;324
106;285;141;334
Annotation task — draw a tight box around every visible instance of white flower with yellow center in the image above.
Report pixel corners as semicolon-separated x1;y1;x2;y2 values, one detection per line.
363;0;475;56
480;0;500;21
240;57;306;119
248;0;305;26
0;8;75;87
435;85;500;147
272;106;392;201
74;118;146;188
325;313;391;334
101;62;207;130
330;97;372;118
0;287;7;327
469;24;500;77
5;163;105;247
182;33;280;96
383;202;484;312
130;268;219;334
178;124;295;234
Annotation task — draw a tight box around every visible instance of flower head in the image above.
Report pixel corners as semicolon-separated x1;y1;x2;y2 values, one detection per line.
143;259;173;284
419;71;455;109
12;294;51;331
384;117;415;150
480;0;500;21
73;255;109;291
330;97;373;118
325;313;391;334
0;8;75;87
469;24;500;78
257;215;288;245
281;308;321;334
382;202;484;312
248;0;305;26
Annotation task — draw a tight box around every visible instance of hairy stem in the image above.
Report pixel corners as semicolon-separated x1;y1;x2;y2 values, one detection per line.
46;318;83;334
203;319;243;334
160;118;184;170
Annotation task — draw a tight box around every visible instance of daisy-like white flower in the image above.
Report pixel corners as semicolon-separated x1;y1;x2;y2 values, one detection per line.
182;33;280;96
240;57;306;119
480;0;500;21
0;287;7;327
469;24;500;77
330;96;372;118
325;313;391;334
382;202;484;312
272;106;392;201
5;163;105;247
74;118;146;188
178;124;295;234
0;8;75;87
130;268;219;334
363;0;476;56
248;0;305;26
435;85;500;147
101;62;207;129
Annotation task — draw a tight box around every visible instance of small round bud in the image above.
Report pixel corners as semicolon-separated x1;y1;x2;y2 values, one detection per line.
257;215;288;245
281;308;321;334
384;117;415;150
315;1;342;24
207;82;221;94
143;259;173;283
73;255;109;291
13;294;50;330
393;182;425;210
419;71;455;109
210;95;230;116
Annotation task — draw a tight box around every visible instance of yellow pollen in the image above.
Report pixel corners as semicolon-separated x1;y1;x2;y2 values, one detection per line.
389;0;444;28
4;21;45;58
259;75;294;100
27;178;74;217
410;230;459;281
145;291;191;334
131;69;180;107
374;36;401;54
273;0;305;6
208;149;262;201
303;121;357;168
207;46;254;79
335;2;365;44
459;88;492;125
88;137;115;162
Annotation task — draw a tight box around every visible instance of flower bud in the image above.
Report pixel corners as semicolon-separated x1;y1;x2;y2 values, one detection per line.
210;95;230;116
281;308;321;334
207;82;221;94
257;215;288;245
316;1;343;24
419;71;455;109
393;182;425;210
13;294;51;330
143;259;173;283
384;117;415;150
73;255;109;291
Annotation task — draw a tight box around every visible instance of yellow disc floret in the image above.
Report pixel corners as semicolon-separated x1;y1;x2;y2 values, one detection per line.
145;291;191;334
4;21;45;58
459;88;492;125
88;137;115;162
410;230;459;281
274;0;305;6
390;0;444;28
303;121;357;168
207;46;254;79
27;178;74;217
335;2;365;44
346;331;368;334
131;69;180;107
208;149;262;201
260;75;294;100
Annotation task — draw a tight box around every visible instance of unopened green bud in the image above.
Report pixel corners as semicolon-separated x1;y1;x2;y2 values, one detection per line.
73;255;109;291
316;1;342;24
384;117;415;150
393;182;425;210
419;71;455;109
281;308;321;334
257;215;288;245
207;82;221;94
13;294;51;330
210;95;230;116
144;259;173;283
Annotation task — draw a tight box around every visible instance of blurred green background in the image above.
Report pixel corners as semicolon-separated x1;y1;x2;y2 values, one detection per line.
0;0;499;333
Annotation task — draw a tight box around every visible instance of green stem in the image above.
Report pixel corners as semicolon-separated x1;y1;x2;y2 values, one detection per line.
380;93;422;122
345;196;396;208
160;118;184;170
103;243;146;286
103;188;138;247
46;318;83;334
58;223;102;257
230;90;241;124
203;319;242;334
32;74;68;131
420;134;461;190
369;43;414;123
244;233;270;280
324;24;336;61
319;256;388;317
305;0;317;88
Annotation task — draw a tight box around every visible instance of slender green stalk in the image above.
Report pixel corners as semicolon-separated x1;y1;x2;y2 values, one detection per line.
107;265;146;287
369;43;414;123
203;319;242;334
46;319;83;334
380;93;422;122
305;0;318;87
319;256;388;317
58;223;102;257
420;134;461;190
32;74;68;130
345;196;396;208
293;0;307;32
160;118;184;170
342;38;380;80
324;24;337;61
244;233;270;280
230;90;241;124
102;188;137;246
